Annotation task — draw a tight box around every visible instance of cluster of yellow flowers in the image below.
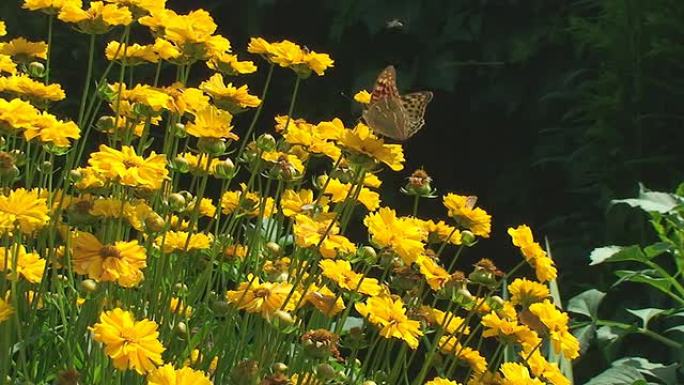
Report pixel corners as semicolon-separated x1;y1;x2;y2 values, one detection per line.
0;1;579;385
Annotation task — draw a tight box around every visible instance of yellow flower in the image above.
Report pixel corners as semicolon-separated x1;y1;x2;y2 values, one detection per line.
0;244;46;283
186;105;238;140
304;50;334;76
192;198;217;218
355;295;423;349
438;336;488;374
88;144;168;190
22;111;80;148
508;278;549;306
353;90;371;104
0;54;17;75
207;52;257;75
71;231;147;287
0;74;66;102
528;300;580;360
0;188;50;234
23;0;83;14
248;38;333;76
183;349;218;374
147;364;212;385
105;41;158;65
104;0;166;15
200;73;261;111
152;38;182;62
280;189;327;217
480;311;541;348
155;231;213;253
0;97;40;133
524;349;571;385
226;275;298;318
415;256;451;291
220;185;276;217
162;84;210;115
279;116;341;160
302;284;345;317
0;298;13;323
364;207;426;264
507;225;558;282
442;193;491;238
320;259;382;296
420;306;470;335
425;378;461;385
91;308;164;374
73;167;107;190
163;9;217;46
113;83;172;113
339;122;405;171
318;175;380;211
262;150;306;177
293;214;356;258
0;21;4;37
58;1;133;33
0;38;48;62
169;297;193;318
499;362;545;385
175;152;219;175
421;219;462;245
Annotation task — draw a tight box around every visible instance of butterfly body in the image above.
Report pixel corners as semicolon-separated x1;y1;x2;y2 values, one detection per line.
362;66;433;141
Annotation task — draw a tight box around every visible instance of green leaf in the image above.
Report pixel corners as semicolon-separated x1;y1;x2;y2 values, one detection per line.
568;289;606;319
573;324;596;355
590;245;648;266
613;357;679;385
664;325;684;335
612;183;681;213
584;365;645;385
643;242;671;258
613;270;672;292
626;308;667;328
597;325;630;344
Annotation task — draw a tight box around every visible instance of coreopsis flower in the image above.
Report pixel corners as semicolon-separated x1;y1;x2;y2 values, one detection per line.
220;185;276;217
527;300;580;359
0;21;5;37
226;275;298;318
154;231;213;253
301;284;345;317
438;336;488;374
169;297;192;317
247;38;334;77
355;295;423;349
420;306;470;335
223;244;248;261
110;83;172;115
186;105;238;140
0;244;46;283
0;55;17;75
22;111;80;148
339;122;404;171
199;73;261;111
72;167;106;190
480;311;541;348
415;256;451;291
364;207;426;264
420;219;462;245
87;144;168;190
278;116;341;160
184;349;218;374
524;349;571;385
280;189;328;217
105;41;158;65
0;97;41;133
0;298;13;323
148;364;212;385
189;197;217;218
499;362;545;385
353;90;371;104
174;152;220;175
103;0;166;16
0;188;50;234
425;378;462;385
507;225;558;282
442;193;491;238
152;38;182;62
508;278;549;306
162;83;210;115
71;231;147;287
23;0;80;14
58;1;133;34
293;214;356;258
319;259;382;296
262;150;306;179
317;175;380;211
90;308;165;374
0;38;48;63
0;74;66;102
207;52;257;75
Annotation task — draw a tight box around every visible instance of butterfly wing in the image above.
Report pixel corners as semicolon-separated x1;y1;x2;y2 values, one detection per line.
362;95;407;141
399;91;433;140
370;66;399;103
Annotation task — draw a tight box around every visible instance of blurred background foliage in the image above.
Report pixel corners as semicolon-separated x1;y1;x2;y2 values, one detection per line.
3;0;684;382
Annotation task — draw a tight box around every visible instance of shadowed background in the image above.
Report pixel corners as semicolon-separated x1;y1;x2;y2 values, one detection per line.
3;0;684;381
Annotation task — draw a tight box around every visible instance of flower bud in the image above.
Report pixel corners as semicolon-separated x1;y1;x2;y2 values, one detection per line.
171;156;190;174
174;321;188;337
215;158;236;179
272;362;288;373
197;137;226;155
80;279;98;293
144;213;166;232
460;230;477;246
315;363;336;380
68;169;83;183
173;122;187;138
363;381;378;385
28;61;46;78
265;241;281;256
40;160;52;173
167;193;187;211
173;283;188;294
95;116;116;133
256;134;276;152
358;246;377;262
273;310;294;325
230;360;259;385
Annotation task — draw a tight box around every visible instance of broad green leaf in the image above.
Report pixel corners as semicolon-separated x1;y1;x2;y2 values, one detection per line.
626;308;667;328
612;357;678;385
573;324;596;355
643;242;671;258
597;325;630;344
612;184;681;213
664;325;684;335
584;365;645;385
590;245;648;266
613;270;672;292
568;289;606;319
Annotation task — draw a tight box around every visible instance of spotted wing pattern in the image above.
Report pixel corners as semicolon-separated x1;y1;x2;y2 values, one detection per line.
362;96;406;141
370;66;399;103
399;91;433;139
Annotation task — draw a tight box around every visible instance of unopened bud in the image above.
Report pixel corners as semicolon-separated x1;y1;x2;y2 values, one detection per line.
215;158;235;179
171;156;190;173
316;363;336;380
358;246;377;262
80;279;98;293
460;230;477;246
167;193;186;211
68;169;82;183
28;61;46;78
96;116;116;133
173;123;187;138
272;362;288;373
256;134;276;151
144;213;165;232
197;137;226;155
174;321;188;337
265;242;280;256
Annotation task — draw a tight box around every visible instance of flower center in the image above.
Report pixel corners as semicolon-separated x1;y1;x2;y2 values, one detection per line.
100;245;121;259
253;288;271;298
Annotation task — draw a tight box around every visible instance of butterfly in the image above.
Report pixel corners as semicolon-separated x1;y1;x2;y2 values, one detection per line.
362;65;433;141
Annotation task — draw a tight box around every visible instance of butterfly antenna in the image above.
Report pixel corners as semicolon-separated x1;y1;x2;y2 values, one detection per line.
339;91;353;102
